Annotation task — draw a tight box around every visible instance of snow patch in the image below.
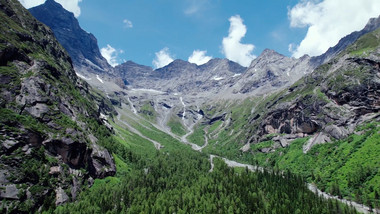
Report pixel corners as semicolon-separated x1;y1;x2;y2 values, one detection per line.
96;75;104;84
196;105;203;120
75;72;91;81
232;73;241;78
213;76;224;81
131;88;165;94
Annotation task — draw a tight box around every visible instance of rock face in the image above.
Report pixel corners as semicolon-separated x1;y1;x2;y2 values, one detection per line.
114;60;154;86
29;0;113;74
115;58;246;94
232;49;312;95
0;0;115;212
248;28;380;151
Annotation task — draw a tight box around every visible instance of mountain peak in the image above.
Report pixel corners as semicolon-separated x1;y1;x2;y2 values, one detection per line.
36;0;72;17
29;1;113;74
260;49;283;57
364;14;380;31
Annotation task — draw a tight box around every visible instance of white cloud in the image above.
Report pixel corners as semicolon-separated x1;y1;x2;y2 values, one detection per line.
123;19;133;28
188;50;212;65
222;15;256;67
18;0;44;8
152;47;174;69
18;0;82;17
184;0;209;15
288;43;295;53
100;44;122;67
289;0;380;58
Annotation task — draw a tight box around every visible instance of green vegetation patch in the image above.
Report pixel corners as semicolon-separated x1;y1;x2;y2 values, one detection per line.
167;117;187;136
139;101;157;122
187;124;206;146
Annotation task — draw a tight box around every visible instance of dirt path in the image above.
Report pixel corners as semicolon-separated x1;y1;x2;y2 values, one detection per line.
307;184;378;214
209;155;216;172
208;155;263;173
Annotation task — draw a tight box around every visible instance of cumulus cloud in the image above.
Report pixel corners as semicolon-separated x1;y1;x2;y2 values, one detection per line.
222;15;256;67
123;19;133;28
188;50;212;65
289;0;380;58
18;0;82;17
153;47;174;69
100;44;122;67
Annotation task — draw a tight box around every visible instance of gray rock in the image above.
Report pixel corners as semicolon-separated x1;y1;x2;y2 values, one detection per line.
25;103;49;118
49;166;62;175
240;143;250;152
0;184;19;200
324;125;349;139
3;140;19;150
89;144;116;178
259;147;272;153
303;132;331;154
55;187;69;206
0;170;9;184
71;177;80;200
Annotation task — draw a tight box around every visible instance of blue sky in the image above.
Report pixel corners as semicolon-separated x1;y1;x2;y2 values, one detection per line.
20;0;380;68
78;0;306;67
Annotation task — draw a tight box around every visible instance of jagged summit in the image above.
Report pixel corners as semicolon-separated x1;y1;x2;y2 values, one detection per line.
260;48;283;57
200;58;246;74
29;0;113;74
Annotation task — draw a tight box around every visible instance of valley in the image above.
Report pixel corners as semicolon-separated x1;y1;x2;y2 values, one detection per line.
0;0;380;213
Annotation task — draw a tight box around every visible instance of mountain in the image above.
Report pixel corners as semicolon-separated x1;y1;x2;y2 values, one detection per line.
115;58;246;94
230;49;312;95
22;0;380;211
29;0;113;75
0;0;116;211
114;60;153;86
196;26;380;208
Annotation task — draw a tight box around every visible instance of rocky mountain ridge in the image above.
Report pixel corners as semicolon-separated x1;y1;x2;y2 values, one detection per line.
28;1;380;102
229;49;312;95
0;0;116;211
29;0;113;75
245;28;380;150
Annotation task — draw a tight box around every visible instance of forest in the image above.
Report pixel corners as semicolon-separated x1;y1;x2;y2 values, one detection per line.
53;134;358;214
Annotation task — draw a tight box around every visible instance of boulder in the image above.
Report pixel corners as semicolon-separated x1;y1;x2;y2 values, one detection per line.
55;187;69;206
0;184;19;200
324;125;349;140
303;132;331;154
88;144;116;178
